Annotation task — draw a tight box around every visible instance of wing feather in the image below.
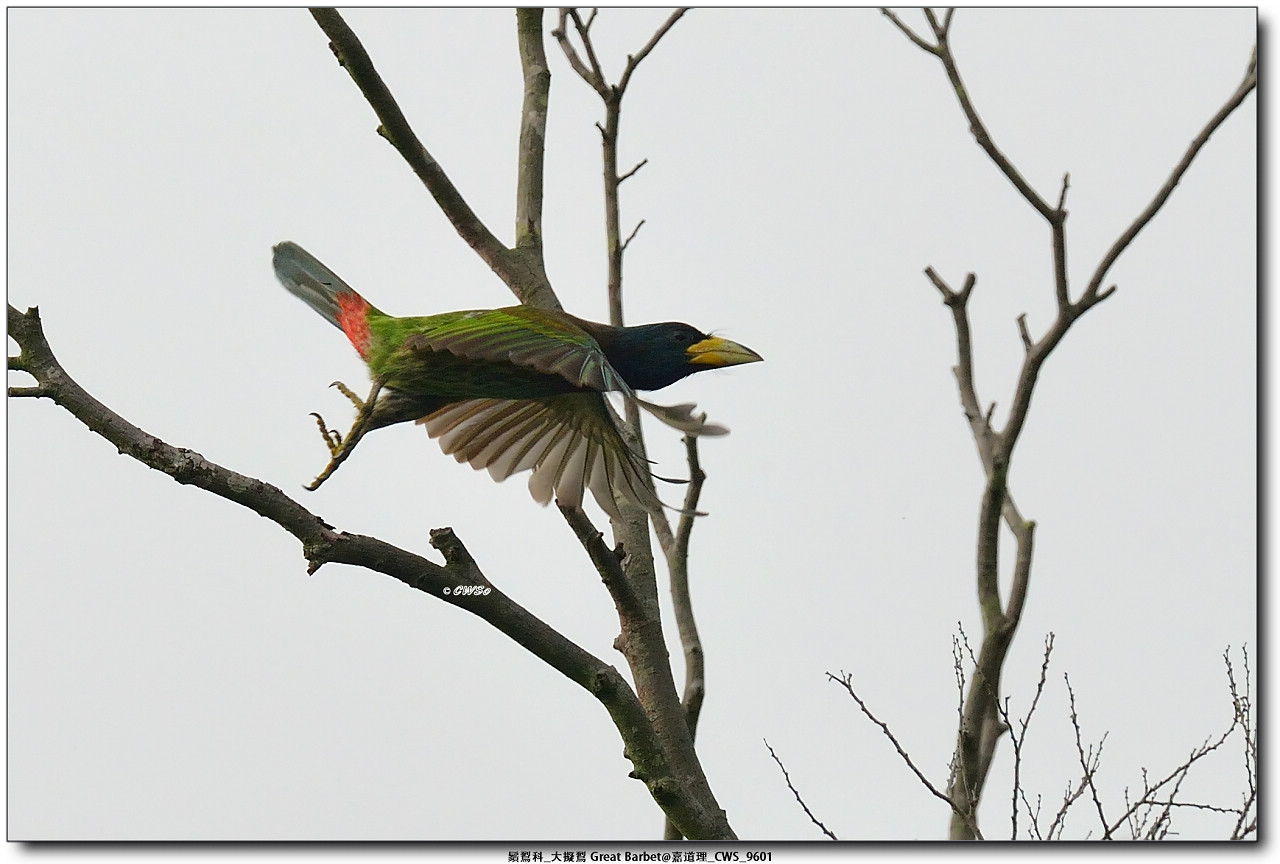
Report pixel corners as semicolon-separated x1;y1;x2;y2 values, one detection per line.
406;308;629;395
635;398;730;436
420;392;661;517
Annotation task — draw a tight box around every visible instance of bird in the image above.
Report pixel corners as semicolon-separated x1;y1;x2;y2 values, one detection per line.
272;241;762;517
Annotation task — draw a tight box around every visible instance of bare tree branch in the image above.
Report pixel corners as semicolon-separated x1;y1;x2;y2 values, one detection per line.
1226;646;1257;840
1064;675;1110;838
617;8;688;94
1102;646;1253;840
1082;49;1257;303
566;8;610;96
553;7;686;327
7;302;736;840
515;9;551;258
621;218;646;252
999;633;1054;839
1047;763;1097;840
765;740;838;840
666;436;708;742
309;8;560;310
1016;313;1033;352
619;157;649;183
1003;518;1036;628
829;671;983;840
559;504;644;620
945;631;968;795
892;6;1057;219
878;8;939;55
550;10;604;95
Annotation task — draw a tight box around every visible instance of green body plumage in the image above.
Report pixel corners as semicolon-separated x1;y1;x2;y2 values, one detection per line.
365;307;622;402
272;241;762;515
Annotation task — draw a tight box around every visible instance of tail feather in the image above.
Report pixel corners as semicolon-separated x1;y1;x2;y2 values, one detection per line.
273;241;356;329
274;241;378;359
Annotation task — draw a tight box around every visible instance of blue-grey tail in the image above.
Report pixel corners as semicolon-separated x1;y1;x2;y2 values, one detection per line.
272;241;352;329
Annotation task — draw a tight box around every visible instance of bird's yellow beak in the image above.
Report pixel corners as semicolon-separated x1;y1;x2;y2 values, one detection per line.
686;336;764;368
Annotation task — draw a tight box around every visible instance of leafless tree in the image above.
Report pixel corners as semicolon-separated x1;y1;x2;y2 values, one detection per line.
805;9;1255;839
8;8;733;841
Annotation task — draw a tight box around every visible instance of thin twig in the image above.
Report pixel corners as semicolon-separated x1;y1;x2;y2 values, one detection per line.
1081;50;1257;303
879;8;940;55
946;630;967;791
765;740;838;840
667;435;707;724
569;8;610;95
891;7;1055;219
1002;633;1054;839
1103;725;1239;838
1147;800;1242;816
1047;767;1095;840
1227;646;1257;840
620;219;645;252
617;8;689;93
1065;675;1110;838
829;671;983;840
619;157;648;183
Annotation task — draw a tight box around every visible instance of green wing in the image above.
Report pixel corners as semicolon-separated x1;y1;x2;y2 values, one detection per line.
367;306;630;398
364;306;722;515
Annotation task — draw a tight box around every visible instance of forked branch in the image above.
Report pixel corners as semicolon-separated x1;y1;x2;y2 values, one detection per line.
309;7;560;310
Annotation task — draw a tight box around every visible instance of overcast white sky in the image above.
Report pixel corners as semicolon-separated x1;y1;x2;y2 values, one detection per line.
7;7;1258;845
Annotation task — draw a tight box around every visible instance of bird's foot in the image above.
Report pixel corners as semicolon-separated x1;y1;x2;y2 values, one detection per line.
304;379;383;491
331;380;366;411
310;411;344;456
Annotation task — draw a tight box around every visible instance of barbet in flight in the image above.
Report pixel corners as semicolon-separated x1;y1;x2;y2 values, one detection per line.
273;242;762;517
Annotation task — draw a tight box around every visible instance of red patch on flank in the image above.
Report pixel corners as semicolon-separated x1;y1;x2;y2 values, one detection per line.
335;291;373;360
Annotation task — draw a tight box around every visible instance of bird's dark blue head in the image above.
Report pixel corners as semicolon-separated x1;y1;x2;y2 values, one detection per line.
601;322;763;392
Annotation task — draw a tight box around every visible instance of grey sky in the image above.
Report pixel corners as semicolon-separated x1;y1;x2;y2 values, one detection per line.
8;8;1257;842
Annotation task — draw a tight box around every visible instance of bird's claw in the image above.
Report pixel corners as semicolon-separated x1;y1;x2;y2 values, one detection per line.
310;412;344;456
330;380;366;411
304;379;383;491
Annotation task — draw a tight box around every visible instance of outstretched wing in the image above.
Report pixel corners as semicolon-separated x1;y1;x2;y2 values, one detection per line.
379;306;631;396
372;308;730;515
419;392;661;518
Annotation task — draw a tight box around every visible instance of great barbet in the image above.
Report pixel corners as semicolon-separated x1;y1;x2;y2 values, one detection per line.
273;242;762;516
